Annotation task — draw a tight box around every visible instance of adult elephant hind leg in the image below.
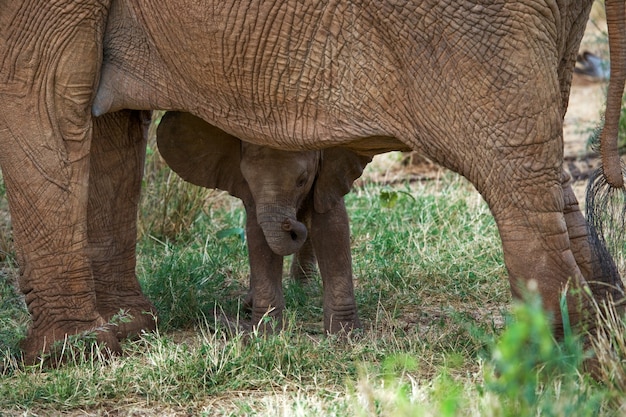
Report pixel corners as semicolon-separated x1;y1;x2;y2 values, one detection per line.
485;164;592;339
89;110;157;341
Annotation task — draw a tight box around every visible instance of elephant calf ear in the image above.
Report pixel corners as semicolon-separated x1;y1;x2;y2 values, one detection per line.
314;148;372;213
156;111;252;201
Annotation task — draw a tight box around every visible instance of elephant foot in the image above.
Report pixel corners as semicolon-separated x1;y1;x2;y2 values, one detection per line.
96;294;157;340
327;318;362;335
20;316;122;366
325;306;362;335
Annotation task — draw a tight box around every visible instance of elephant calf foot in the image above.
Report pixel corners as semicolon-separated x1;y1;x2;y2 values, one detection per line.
21;316;122;366
96;294;157;340
325;305;362;335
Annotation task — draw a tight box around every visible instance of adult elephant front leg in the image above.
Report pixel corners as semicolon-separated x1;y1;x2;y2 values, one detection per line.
0;1;119;363
89;110;157;340
310;199;361;334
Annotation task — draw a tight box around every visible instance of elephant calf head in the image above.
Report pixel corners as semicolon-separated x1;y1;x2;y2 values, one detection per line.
239;143;316;255
156;111;371;256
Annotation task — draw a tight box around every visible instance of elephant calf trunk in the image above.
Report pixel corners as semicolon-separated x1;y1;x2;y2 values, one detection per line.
257;205;308;256
268;218;307;256
282;218;306;241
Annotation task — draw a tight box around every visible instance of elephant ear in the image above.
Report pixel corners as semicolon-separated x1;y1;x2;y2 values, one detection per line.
314;148;372;213
156;111;252;201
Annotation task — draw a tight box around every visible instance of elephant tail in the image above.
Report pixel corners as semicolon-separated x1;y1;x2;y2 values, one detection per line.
595;0;626;189
585;123;626;303
585;168;626;299
584;0;626;302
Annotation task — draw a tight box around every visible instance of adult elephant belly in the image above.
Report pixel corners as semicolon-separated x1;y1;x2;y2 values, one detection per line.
93;0;415;154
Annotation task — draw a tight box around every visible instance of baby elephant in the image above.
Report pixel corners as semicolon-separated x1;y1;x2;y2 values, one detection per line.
157;111;370;334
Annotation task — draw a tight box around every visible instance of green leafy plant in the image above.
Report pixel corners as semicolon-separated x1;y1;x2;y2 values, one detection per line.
483;292;602;417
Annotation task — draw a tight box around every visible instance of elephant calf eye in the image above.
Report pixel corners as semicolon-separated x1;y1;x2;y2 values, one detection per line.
296;175;308;188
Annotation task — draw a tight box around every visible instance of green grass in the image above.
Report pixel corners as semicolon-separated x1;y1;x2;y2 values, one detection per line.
1;159;624;415
0;272;27;358
137;202;248;330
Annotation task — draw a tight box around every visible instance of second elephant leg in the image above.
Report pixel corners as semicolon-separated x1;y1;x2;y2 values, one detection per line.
311;199;361;333
246;203;285;332
89;110;156;340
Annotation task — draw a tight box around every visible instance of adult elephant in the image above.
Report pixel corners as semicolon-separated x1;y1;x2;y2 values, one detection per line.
0;1;624;364
157;111;370;333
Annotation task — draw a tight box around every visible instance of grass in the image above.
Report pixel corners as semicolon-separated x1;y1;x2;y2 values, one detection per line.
1;148;625;415
0;271;26;358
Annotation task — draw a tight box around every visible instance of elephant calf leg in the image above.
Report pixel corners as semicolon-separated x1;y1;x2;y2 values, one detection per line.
289;207;318;284
89;111;156;340
289;236;318;285
246;206;286;333
312;200;361;334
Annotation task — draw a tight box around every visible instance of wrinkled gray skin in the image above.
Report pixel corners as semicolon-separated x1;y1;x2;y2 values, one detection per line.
0;0;624;364
157;111;369;333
